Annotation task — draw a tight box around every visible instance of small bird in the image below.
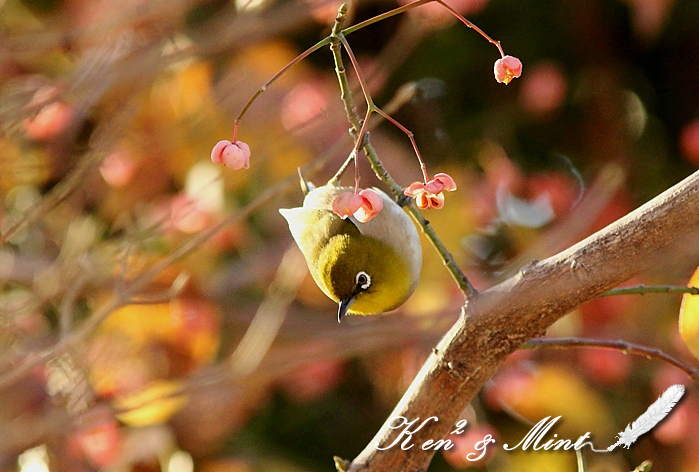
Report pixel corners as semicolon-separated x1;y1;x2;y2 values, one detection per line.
280;179;422;322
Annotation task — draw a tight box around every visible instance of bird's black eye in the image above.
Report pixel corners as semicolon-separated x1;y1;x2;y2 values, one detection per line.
356;271;371;290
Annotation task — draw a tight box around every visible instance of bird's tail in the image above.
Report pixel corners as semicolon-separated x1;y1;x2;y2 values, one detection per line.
297;168;315;195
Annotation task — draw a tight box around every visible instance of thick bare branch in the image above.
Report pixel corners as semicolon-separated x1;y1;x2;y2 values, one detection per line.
347;169;699;471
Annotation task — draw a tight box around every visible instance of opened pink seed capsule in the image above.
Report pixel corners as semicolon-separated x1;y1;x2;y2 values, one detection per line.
353;189;384;223
494;55;523;85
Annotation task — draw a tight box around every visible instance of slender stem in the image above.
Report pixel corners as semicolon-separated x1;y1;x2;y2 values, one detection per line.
342;0;432;36
338;34;375;110
331;153;356;184
337;33;431;186
336;31;377;192
232;1;432;138
373;107;429;182
434;0;505;57
127;272;190;305
330;8;362;134
329;7;476;297
329;6;364;189
603;284;699;297
329;85;421;184
59;272;87;339
369;142;477;296
0;144;347;391
234;0;425;139
524;337;699;384
233;0;506;140
229;246;306;376
234;36;332;128
232;0;429;140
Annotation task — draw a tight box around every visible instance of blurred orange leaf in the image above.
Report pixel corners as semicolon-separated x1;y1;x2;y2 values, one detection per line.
114;379;187;427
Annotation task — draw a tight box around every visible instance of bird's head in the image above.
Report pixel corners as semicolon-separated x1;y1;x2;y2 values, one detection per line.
316;232;416;322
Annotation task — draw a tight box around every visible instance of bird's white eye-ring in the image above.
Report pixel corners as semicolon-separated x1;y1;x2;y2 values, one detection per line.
356;271;371;290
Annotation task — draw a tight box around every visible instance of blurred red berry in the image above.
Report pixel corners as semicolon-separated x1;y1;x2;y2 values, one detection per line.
23;85;74;140
399;0;489;28
170;194;214;233
482;366;535;411
680;120;699;166
279;358;345;403
494;55;523;85
100;149;137;188
519;62;567;114
281;80;330;131
579;349;632;385
527;172;578;218
652;365;689;396
68;413;122;468
653;398;692;444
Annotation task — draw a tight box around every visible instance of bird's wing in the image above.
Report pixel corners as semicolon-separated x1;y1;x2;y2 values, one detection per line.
279;208;359;267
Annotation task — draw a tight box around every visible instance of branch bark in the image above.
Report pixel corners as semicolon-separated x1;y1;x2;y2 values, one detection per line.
346;169;699;471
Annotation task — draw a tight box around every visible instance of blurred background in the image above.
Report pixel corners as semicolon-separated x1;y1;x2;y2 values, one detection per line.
1;0;699;470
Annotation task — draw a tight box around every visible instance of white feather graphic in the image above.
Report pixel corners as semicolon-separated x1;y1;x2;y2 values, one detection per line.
608;384;685;451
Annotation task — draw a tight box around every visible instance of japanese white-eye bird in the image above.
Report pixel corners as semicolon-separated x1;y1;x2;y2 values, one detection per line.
280;179;422;322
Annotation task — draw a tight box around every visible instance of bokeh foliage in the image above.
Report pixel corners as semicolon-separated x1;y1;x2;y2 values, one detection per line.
1;0;699;471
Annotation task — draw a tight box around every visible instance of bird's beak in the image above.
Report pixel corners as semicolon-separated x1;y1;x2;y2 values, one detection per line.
337;295;357;323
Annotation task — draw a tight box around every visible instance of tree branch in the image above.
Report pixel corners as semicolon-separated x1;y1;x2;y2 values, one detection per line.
603;284;699;297
329;7;477;297
524;337;699;384
346;169;699;471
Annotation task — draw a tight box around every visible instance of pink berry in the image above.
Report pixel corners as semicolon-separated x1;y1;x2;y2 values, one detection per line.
210;140;251;170
680;120;699;166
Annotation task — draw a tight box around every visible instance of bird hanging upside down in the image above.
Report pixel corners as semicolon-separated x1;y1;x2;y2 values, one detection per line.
280;179;422;322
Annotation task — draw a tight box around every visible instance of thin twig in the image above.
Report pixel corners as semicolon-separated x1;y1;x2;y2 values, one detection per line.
373;107;429;182
329;9;365;189
342;0;432;36
0;105;134;246
229;245;307;376
231;0;507;146
233;36;332;140
329;6;477;297
59;272;88;339
338;34;432;182
127;272;191;305
524;337;699;384
434;0;505;57
603;285;699;297
330;83;421;184
0;140;346;391
347;170;699;471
